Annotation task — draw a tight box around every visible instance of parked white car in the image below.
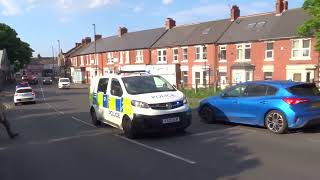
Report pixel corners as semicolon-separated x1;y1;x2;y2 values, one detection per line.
14;87;36;105
58;78;71;89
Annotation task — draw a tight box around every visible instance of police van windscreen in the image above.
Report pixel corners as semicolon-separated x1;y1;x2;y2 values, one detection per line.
122;75;176;95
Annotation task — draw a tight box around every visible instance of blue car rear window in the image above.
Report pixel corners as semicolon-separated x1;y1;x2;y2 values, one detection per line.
287;84;320;96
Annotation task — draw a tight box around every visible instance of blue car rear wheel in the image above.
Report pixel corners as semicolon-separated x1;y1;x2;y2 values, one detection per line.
265;110;288;134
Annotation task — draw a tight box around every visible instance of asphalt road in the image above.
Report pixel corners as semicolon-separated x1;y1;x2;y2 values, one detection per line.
1;84;320;180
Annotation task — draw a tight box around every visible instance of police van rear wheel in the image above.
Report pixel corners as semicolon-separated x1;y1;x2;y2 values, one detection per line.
123;117;139;139
91;109;101;127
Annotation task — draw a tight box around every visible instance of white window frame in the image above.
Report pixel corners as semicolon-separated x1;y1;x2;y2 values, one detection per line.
219;45;227;62
119;51;124;64
93;54;98;65
194;45;207;61
135;50;143;63
157;49;167;64
236;43;251;61
291;38;311;60
80;56;84;65
107;52;114;64
125;51;130;64
265;41;274;61
86;55;89;65
182;47;188;62
173;48;179;63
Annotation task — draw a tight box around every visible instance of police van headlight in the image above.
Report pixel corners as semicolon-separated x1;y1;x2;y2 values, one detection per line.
131;100;150;108
182;96;189;105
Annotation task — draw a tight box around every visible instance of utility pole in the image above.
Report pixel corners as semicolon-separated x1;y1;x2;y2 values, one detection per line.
57;40;61;76
51;45;55;78
93;24;98;76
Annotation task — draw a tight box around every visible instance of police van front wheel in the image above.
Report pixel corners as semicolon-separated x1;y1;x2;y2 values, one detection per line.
123;117;139;139
90;109;101;127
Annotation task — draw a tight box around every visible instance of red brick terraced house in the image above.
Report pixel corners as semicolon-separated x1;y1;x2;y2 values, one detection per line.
151;18;232;88
67;0;320;88
217;0;320;88
69;27;167;84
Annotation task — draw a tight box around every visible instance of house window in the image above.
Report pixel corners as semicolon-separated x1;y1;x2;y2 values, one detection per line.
125;51;130;64
135;50;143;63
292;39;311;58
196;47;201;60
265;42;274;59
237;44;251;60
120;51;124;64
107;52;113;63
86;55;89;65
195;45;207;60
203;71;207;86
182;48;188;61
293;73;302;82
264;72;273;80
80;56;84;65
157;49;167;63
220;46;227;61
173;48;179;62
182;71;188;85
195;72;201;85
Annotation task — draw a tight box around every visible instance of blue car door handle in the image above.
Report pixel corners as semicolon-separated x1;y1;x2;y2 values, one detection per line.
260;101;268;104
232;100;239;104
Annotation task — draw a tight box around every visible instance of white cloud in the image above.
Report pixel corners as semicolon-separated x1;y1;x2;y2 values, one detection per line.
0;0;20;16
59;16;72;23
89;0;116;9
133;4;143;13
171;4;229;24
162;0;173;5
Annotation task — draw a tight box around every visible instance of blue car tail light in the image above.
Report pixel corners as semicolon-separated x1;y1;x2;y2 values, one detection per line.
283;98;309;105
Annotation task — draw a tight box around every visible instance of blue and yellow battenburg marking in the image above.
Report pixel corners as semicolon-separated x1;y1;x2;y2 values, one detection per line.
92;92;133;116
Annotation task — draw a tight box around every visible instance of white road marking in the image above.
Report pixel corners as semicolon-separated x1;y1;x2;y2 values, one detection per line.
191;126;257;137
115;134;196;165
72;116;96;128
308;138;320;143
40;87;46;101
48;131;108;143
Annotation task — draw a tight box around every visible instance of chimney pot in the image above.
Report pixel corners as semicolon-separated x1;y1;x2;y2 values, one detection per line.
118;27;128;37
166;18;176;30
95;34;102;40
231;5;240;21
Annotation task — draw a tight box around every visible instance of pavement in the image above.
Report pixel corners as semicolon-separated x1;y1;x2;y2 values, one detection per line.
1;84;320;180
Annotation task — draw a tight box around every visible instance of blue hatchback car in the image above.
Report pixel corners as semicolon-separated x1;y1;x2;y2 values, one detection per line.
198;81;320;134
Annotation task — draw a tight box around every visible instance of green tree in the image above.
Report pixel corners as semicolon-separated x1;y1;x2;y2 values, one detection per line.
298;0;320;52
0;23;33;71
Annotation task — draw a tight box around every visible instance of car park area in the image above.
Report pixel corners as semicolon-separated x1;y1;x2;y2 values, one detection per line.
1;84;320;180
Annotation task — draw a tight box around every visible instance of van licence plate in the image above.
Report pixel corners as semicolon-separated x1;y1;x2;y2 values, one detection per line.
162;117;180;124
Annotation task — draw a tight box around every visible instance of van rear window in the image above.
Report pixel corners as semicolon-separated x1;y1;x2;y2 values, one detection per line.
287;84;320;96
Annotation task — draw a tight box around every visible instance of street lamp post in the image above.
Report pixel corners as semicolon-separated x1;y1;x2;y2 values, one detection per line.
57;40;61;76
51;45;55;78
93;24;98;77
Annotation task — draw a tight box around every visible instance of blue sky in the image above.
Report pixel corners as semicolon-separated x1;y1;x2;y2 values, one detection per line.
0;0;304;57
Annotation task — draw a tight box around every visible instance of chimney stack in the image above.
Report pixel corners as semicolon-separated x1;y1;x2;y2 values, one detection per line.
95;34;102;41
81;39;86;45
84;37;91;44
118;27;128;37
231;5;240;21
283;0;288;12
276;0;285;15
75;43;81;47
166;18;176;30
